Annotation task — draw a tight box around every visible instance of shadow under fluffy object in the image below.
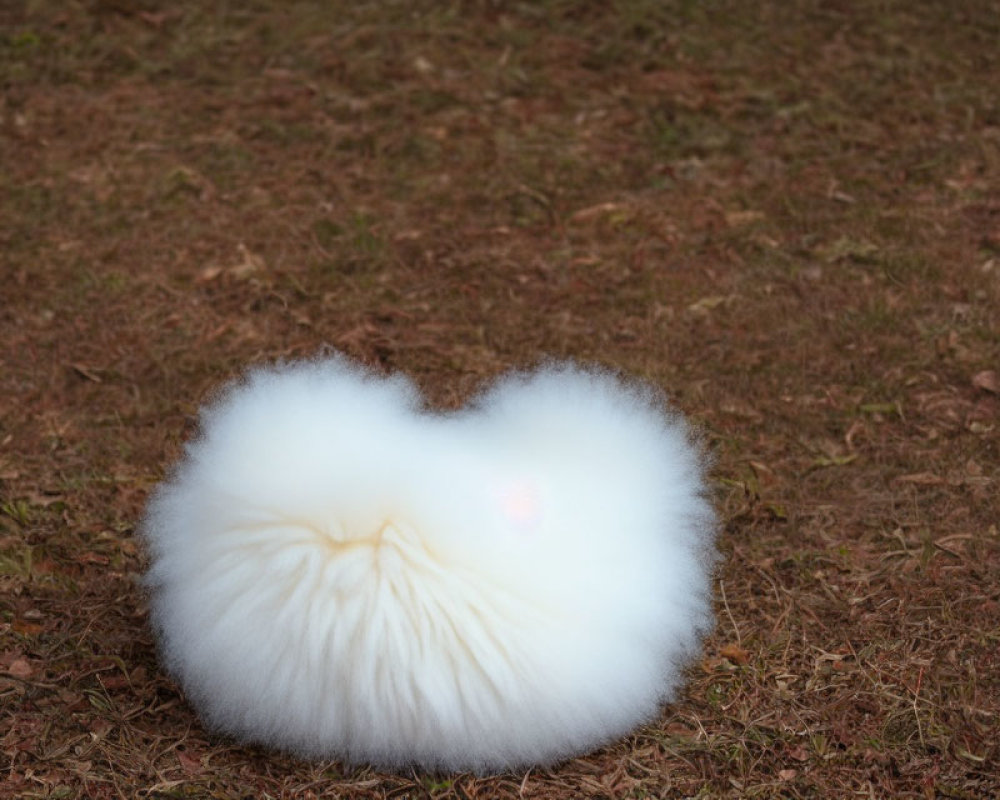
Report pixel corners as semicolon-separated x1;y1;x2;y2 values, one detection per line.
141;355;717;773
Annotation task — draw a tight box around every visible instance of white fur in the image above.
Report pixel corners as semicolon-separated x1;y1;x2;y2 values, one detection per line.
141;355;716;773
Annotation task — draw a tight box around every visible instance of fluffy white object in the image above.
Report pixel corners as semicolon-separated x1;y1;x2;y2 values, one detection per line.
141;355;716;773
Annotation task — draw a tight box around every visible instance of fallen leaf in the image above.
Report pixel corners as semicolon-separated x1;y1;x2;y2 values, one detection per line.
195;265;225;283
99;674;131;691
778;769;797;781
12;620;44;636
412;55;434;75
177;749;203;774
663;722;696;738
719;643;750;665
972;370;999;394
8;658;34;679
788;744;809;761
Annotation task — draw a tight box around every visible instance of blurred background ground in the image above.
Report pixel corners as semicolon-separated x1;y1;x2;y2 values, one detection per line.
1;2;998;798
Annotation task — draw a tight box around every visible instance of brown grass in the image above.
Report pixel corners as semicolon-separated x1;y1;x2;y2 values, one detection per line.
2;1;998;797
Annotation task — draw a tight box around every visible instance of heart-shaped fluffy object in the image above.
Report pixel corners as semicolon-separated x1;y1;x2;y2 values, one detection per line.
141;356;716;773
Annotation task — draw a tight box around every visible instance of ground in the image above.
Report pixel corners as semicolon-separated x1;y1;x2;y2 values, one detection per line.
1;1;998;798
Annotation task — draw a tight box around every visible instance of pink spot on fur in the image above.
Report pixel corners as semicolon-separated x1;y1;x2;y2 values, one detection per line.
499;481;541;531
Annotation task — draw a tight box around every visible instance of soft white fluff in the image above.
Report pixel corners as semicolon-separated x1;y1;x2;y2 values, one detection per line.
141;355;716;773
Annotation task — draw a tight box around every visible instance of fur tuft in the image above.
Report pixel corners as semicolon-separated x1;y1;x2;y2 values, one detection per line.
141;355;717;773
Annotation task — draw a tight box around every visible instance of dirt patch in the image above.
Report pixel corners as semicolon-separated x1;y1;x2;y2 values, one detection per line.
2;1;998;797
